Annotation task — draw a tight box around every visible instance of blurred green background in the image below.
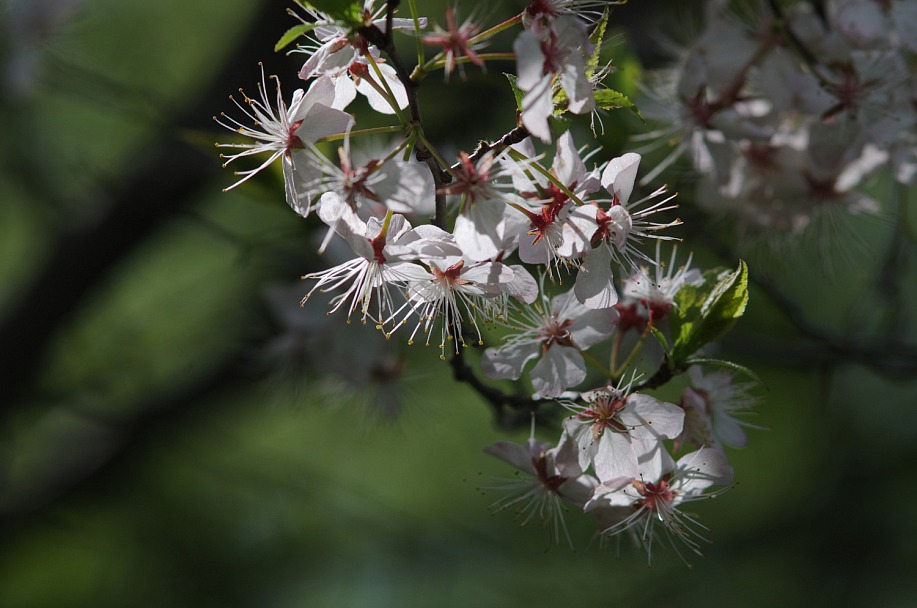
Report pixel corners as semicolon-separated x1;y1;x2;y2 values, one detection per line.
1;0;916;606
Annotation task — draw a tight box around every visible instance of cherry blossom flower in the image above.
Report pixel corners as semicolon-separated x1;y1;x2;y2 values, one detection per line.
294;2;425;115
393;251;517;357
443;150;529;262
514;15;594;142
215;72;353;217
484;430;597;547
507;133;603;274
568;152;681;309
481;285;618;397
586;447;734;562
561;383;684;482
422;6;486;81
302;192;449;327
675;366;760;452
298;137;435;216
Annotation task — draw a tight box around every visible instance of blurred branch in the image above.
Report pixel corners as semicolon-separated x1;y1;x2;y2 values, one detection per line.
0;342;261;535
0;0;286;412
693;224;917;376
449;347;545;429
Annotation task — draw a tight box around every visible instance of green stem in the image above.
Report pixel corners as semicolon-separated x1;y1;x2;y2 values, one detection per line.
407;0;426;69
581;349;613;378
365;52;409;126
314;125;404;143
507;148;585;206
468;13;522;45
417;131;456;179
426;52;516;72
612;330;650;378
609;331;623;376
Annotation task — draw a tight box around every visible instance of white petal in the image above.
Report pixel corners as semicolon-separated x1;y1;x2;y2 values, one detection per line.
553;131;586;188
283;151;322;217
514;30;546;91
356;63;408;114
622;394;685;440
453;199;506;261
568;306;619;349
519;71;554;143
530;345;585;397
481;343;539;380
505;264;538;304
297;103;354;143
331;75;357;111
574;246;619;309
593;432;640;483
674;448;734;495
601;152;641;205
484;440;537;474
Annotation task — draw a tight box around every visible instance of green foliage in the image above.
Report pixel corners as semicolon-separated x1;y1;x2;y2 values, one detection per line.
586;8;610;78
275;23;321;52
593;88;644;121
300;0;366;30
548;114;573;139
669;261;749;367
504;73;525;114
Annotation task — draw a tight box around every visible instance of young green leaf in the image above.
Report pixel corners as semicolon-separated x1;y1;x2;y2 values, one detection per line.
586;8;610;78
670;260;749;365
683;357;765;387
504;73;525;113
593;89;644;122
302;0;366;29
275;23;320;52
548;114;573;139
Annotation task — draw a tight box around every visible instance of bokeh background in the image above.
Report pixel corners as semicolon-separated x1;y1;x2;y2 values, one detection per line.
1;0;916;606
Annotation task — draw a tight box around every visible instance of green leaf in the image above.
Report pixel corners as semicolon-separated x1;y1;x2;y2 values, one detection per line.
302;0;366;28
593;89;644;122
671;260;749;365
504;73;525;113
699;260;749;334
274;23;320;52
548;114;572;139
649;326;671;353
552;87;568;112
586;8;610;79
683;357;765;387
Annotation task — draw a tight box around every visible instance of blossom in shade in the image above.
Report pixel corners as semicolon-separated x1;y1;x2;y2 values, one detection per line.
675;366;760;452
422;6;486;81
484;428;598;547
616;244;703;333
585;447;734;562
561;383;684;483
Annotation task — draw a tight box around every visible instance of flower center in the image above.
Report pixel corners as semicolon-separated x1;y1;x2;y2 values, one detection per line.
539;315;574;352
286;119;305;155
577;395;628;440
592;203;631;250
633;478;674;512
432;260;467;286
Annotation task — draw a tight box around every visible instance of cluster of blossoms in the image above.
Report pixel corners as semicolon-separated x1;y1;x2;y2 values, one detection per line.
638;0;917;241
217;0;759;561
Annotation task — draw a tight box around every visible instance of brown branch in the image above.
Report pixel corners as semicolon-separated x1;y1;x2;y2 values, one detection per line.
449;347;548;429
